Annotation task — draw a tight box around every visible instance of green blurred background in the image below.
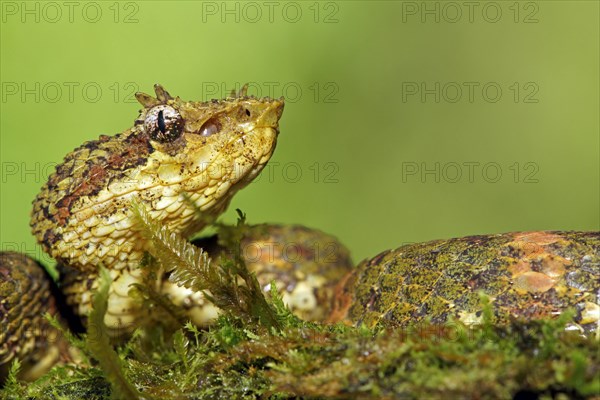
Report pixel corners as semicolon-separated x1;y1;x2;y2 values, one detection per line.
1;1;598;267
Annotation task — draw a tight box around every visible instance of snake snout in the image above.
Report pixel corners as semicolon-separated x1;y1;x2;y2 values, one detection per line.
254;99;285;129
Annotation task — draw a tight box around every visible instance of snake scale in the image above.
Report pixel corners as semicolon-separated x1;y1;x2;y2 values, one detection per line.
1;84;598;384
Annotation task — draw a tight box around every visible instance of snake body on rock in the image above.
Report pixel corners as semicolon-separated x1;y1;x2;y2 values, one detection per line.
1;85;598;384
1;85;358;381
333;231;599;334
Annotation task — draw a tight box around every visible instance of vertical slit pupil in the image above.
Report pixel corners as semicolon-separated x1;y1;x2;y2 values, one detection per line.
158;110;166;133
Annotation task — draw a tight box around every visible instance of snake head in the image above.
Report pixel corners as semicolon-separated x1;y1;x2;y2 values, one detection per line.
31;83;284;271
134;84;285;206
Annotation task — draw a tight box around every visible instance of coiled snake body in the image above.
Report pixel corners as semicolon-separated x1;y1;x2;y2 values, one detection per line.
1;85;598;383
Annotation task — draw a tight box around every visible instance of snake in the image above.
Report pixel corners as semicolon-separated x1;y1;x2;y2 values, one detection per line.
29;83;284;335
0;84;288;379
1;85;598;383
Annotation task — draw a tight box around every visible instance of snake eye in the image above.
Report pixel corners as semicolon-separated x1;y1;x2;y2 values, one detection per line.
198;117;222;137
144;105;184;142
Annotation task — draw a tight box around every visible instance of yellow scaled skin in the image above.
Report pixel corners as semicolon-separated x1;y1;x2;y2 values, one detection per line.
30;84;284;335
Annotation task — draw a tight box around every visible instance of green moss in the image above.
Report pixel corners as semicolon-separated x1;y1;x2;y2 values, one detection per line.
2;222;598;400
4;300;599;399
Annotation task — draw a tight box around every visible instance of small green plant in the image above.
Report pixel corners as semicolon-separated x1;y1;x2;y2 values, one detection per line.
3;211;598;400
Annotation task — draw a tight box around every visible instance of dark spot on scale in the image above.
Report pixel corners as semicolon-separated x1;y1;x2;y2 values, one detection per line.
43;229;62;248
82;135;111;152
53;198;74;225
82;141;99;152
125;131;154;155
53;164;106;226
41;205;51;219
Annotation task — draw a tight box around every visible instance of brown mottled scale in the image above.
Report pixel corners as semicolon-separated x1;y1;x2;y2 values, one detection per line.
30;84;284;334
238;224;353;322
0;252;73;381
178;224;354;325
333;231;599;333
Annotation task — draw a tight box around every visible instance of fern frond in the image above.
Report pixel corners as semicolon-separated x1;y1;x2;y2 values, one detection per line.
87;267;143;400
131;201;211;294
4;358;21;389
132;201;282;331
